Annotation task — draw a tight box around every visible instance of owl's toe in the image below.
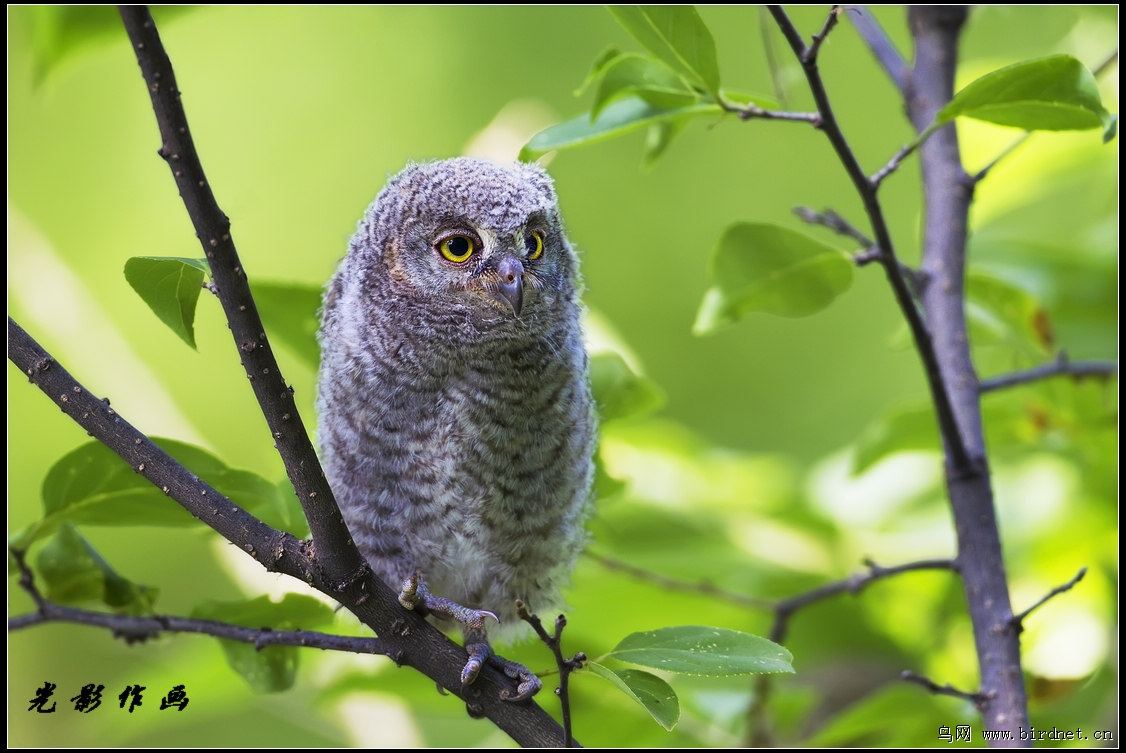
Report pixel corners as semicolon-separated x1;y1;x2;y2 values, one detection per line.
398;572;499;630
491;654;543;702
463;639;542;702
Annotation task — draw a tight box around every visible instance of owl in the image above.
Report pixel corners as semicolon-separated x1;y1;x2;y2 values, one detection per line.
316;158;596;700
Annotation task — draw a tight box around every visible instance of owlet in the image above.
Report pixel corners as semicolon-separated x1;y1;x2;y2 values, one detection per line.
316;158;596;700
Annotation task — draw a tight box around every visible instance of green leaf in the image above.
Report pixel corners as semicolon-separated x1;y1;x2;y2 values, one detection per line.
574;46;623;97
520;96;723;160
852;403;940;475
124;257;211;349
192;594;334;693
36;524;158;614
592;54;698;120
590;352;666;422
253;281;324;370
586;662;680;730
25;6;194;84
966;270;1054;356
932;55;1116;143
607;6;720;97
693;223;853;334
606;625;794;676
11;439;289;549
642;119;687;168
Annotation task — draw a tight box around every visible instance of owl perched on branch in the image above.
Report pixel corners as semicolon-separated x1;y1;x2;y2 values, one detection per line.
316;158;596;700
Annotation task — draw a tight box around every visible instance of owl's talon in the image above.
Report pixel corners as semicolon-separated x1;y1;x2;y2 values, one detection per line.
398;573;499;631
489;652;543;702
462;641;490;687
460;641;542;701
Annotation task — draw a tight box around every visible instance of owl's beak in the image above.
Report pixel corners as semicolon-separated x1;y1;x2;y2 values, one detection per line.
493;254;525;317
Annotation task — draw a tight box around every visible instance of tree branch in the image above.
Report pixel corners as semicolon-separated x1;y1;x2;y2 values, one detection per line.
8;317;312;580
848;5;910;94
747;557;958;747
906;5;1030;743
792;206;874;249
9;318;568;745
979;354;1118;394
900;670;991;708
767;4;973;471
116;5;359;584
519;604;586;748
9;549;388;654
586;551;773;610
768;557;958;644
1009;567;1087;634
720;99;821;125
10;7;575;741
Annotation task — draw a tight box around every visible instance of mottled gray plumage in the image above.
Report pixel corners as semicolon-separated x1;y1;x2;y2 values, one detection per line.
316;159;596;671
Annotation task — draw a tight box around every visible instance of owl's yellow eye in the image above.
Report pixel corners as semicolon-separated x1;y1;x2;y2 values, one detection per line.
437;235;476;263
525;230;545;261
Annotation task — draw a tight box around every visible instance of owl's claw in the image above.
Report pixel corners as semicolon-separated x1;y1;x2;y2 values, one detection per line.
490;653;543;702
398;573;498;630
464;639;543;702
398;573;539;701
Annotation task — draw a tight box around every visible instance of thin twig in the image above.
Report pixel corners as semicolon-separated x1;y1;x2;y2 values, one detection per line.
847;5;909;94
806;4;843;63
747;557;958;746
972;133;1032;184
1009;567;1087;633
769;558;957;644
9;552;387;654
871;141;918;187
901;670;991;708
587;551;773;610
720;99;821;125
518;603;586;748
792;206;874;248
979;354;1118;394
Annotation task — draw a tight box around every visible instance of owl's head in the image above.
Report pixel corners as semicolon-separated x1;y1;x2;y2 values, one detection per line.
351;158;578;326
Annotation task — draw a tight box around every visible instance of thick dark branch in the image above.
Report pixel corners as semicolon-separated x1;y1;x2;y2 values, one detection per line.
116;6;360;584
10;322;567;746
907;6;1030;743
848;5;909;94
767;4;972;471
980;355;1118;394
901;670;991;708
1009;567;1087;633
8;317;312;579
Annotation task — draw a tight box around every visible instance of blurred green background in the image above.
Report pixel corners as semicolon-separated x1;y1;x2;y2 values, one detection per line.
8;6;1118;747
